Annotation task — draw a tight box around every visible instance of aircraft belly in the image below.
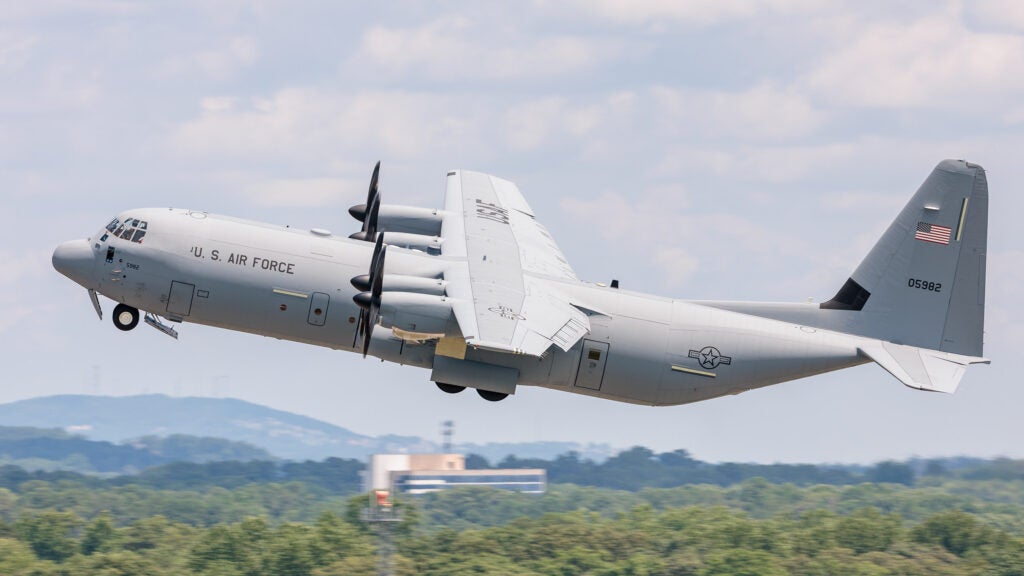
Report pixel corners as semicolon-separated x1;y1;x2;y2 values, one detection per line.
657;321;867;406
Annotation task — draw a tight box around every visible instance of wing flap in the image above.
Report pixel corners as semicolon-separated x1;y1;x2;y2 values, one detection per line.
441;170;589;357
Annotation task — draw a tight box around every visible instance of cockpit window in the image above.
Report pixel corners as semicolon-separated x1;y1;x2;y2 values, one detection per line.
106;216;148;244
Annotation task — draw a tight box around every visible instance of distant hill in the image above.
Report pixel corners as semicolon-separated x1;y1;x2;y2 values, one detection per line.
0;395;615;462
0;395;374;462
0;426;271;474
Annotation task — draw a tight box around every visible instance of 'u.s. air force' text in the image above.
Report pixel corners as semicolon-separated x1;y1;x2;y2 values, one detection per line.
189;246;295;274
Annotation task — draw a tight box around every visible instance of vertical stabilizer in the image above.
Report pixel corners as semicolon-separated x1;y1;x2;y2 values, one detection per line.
821;159;988;356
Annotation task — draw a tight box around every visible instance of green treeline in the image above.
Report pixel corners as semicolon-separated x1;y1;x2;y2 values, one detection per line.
1;448;1023;574
1;472;1024;574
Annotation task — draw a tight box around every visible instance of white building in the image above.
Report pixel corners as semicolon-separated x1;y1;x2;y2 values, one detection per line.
366;453;546;495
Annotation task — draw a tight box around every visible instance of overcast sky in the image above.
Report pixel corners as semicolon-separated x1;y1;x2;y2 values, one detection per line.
3;0;1023;463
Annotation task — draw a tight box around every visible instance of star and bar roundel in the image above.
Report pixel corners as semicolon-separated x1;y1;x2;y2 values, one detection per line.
688;346;732;370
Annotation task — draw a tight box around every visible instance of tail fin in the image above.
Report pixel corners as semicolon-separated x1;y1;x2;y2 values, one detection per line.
821;159;988;356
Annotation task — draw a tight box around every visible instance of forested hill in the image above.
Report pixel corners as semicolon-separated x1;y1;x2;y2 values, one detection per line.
0;426;271;473
0;395;375;461
0;395;612;462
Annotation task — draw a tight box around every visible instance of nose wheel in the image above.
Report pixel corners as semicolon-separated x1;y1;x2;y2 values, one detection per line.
112;304;139;331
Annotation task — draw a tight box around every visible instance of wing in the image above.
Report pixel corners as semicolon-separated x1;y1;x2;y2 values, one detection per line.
441;170;590;357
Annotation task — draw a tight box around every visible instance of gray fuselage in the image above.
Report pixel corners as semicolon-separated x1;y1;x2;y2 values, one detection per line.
63;207;868;406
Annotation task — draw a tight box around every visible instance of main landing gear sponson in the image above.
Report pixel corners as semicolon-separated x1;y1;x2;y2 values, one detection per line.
434;382;509;401
112;304;140;331
435;382;465;394
477;389;508;402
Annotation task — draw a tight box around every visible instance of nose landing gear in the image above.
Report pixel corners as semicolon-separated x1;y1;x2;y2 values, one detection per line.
112;304;139;331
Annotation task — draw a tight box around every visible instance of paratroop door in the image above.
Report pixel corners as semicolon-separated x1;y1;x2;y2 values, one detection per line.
166;281;195;317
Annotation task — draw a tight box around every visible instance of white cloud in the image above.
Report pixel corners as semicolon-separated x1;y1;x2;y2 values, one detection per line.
0;31;36;71
818;190;906;213
655;141;861;183
196;36;259;77
170;89;485;162
652;84;826;142
560;186;810;289
0;0;146;21
156;35;259;80
0;249;54;334
972;0;1024;31
247;177;359;208
553;0;823;27
804;14;1024;108
501;92;636;151
349;15;614;81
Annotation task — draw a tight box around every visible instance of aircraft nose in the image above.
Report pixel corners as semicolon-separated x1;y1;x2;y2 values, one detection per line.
52;239;97;287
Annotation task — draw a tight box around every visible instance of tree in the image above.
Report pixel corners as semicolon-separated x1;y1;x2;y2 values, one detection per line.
14;510;82;562
868;461;915;485
834;507;901;554
701;549;787;576
911;510;1002;556
81;512;116;555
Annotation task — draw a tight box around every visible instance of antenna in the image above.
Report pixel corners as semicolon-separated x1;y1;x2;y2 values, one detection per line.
442;420;454;453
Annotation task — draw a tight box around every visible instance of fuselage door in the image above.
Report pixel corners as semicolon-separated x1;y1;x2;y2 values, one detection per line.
307;292;330;326
575;340;610;390
167;281;195;318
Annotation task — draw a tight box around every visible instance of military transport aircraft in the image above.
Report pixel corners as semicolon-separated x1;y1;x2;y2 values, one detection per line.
53;160;989;404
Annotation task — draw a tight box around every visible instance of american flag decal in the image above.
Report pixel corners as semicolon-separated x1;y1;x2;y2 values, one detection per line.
915;221;952;245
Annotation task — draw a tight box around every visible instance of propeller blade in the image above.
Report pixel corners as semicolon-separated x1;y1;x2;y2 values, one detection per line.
349;194;381;241
352;234;387;351
361;243;386;357
348;161;380;222
362;305;377;357
352;308;366;347
351;234;385;292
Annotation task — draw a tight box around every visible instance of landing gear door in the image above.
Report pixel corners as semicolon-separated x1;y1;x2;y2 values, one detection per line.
167;281;195;318
575;340;610;390
307;292;330;326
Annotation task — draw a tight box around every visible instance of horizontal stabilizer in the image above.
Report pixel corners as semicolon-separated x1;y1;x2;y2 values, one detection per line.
859;341;989;393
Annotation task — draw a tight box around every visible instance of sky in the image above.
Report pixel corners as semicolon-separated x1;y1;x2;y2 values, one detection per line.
3;0;1023;463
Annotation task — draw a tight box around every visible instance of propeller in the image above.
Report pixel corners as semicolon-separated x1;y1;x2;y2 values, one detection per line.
349;192;380;242
352;234;386;357
352;161;385;224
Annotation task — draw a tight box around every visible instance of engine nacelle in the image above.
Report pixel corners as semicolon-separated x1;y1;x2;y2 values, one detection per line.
351;273;446;296
349;204;445;236
381;231;442;253
378;292;454;336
